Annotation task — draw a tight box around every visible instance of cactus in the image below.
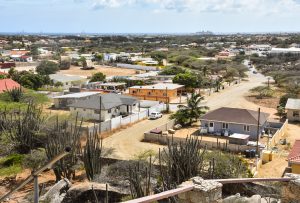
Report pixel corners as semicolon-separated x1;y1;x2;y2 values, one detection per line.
44;115;83;182
5;87;23;102
81;126;103;181
0;102;45;154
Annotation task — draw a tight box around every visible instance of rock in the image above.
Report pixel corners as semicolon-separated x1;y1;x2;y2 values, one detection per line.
174;124;182;130
40;178;71;203
61;182;128;203
222;194;262;203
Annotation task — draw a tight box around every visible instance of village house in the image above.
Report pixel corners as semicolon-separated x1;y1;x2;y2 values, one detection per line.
287;140;300;174
128;83;184;103
52;92;100;108
0;78;21;93
85;82;126;93
9;49;32;62
49;74;86;88
200;107;270;140
68;93;139;121
285;98;300;122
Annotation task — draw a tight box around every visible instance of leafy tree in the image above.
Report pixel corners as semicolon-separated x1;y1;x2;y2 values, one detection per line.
5;87;23;102
19;74;45;90
150;51;167;65
89;72;106;82
171;93;208;126
173;72;198;89
94;53;103;62
214;77;223;92
159;66;186;75
60;60;71;70
36;60;59;75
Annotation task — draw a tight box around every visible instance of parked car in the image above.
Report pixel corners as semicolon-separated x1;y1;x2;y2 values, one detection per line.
149;112;163;119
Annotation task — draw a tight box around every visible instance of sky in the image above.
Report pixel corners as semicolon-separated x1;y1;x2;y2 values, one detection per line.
1;0;300;34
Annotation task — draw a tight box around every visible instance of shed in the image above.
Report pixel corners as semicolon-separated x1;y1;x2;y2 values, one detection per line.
228;133;250;145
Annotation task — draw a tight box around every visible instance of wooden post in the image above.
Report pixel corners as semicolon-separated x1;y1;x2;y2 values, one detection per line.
256;108;261;156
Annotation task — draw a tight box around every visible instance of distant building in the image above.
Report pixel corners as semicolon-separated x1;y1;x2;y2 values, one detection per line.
285;98;300;122
288;140;300;174
129;83;184;103
49;74;86;88
270;47;300;56
9;49;32;62
0;79;21;93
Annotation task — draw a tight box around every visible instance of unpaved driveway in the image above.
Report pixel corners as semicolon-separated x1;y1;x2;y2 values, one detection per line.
103;115;169;160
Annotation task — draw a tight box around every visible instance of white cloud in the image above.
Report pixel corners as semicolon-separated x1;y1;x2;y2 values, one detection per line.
89;0;300;14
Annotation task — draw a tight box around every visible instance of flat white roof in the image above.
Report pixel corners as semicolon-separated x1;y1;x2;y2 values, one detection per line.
52;92;99;99
229;133;250;140
130;83;184;90
285;98;300;110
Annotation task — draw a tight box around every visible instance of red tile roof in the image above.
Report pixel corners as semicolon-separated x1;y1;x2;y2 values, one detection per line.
0;79;21;93
288;140;300;164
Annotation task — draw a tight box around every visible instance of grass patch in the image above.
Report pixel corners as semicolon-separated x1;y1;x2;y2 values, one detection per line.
0;154;24;177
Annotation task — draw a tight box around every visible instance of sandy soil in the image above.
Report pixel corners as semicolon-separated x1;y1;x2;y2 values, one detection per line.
257;123;300;178
59;65;142;78
245;96;280;109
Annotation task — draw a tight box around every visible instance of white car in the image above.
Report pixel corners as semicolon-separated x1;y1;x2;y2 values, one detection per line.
149;112;163;119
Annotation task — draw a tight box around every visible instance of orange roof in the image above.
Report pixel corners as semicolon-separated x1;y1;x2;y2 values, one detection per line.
10;50;29;56
0;79;21;93
288;140;300;164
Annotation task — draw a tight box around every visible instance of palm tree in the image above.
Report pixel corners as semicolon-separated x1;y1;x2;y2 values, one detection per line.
172;93;209;126
215;77;223;92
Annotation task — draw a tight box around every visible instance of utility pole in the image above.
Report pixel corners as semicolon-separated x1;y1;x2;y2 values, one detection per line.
267;77;270;88
256;108;261;156
99;95;102;135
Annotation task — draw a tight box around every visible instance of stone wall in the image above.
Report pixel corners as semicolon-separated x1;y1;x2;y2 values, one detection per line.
178;177;222;203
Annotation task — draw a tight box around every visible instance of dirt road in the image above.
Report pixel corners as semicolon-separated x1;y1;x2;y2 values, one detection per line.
103;70;275;160
205;70;275;115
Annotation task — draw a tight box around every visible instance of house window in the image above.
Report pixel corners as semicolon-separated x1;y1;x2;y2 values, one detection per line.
148;92;151;95
74;108;76;110
83;108;86;111
244;125;250;132
209;122;214;127
94;109;100;114
293;111;300;117
108;109;111;113
222;123;229;129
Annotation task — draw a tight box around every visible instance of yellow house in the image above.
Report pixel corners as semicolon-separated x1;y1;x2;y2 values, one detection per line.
288;140;300;174
128;83;184;103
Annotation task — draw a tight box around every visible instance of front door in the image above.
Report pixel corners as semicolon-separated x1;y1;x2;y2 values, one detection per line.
208;122;214;132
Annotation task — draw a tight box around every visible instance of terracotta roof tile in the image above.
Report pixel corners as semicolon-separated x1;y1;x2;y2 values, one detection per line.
288;140;300;164
0;79;21;93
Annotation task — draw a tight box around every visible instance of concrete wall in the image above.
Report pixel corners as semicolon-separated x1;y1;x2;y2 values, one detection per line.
268;120;288;147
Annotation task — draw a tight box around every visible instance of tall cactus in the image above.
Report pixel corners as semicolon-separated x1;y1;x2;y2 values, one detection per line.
81;127;103;181
0;102;45;153
45;115;82;182
5;87;23;102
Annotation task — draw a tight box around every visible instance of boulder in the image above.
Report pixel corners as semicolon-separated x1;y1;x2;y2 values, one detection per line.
222;193;262;203
61;182;128;203
40;178;71;203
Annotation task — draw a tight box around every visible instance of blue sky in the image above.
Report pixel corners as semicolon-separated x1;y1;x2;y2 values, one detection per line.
1;0;300;33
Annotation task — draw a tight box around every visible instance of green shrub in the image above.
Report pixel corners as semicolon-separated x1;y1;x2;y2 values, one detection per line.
0;154;24;167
